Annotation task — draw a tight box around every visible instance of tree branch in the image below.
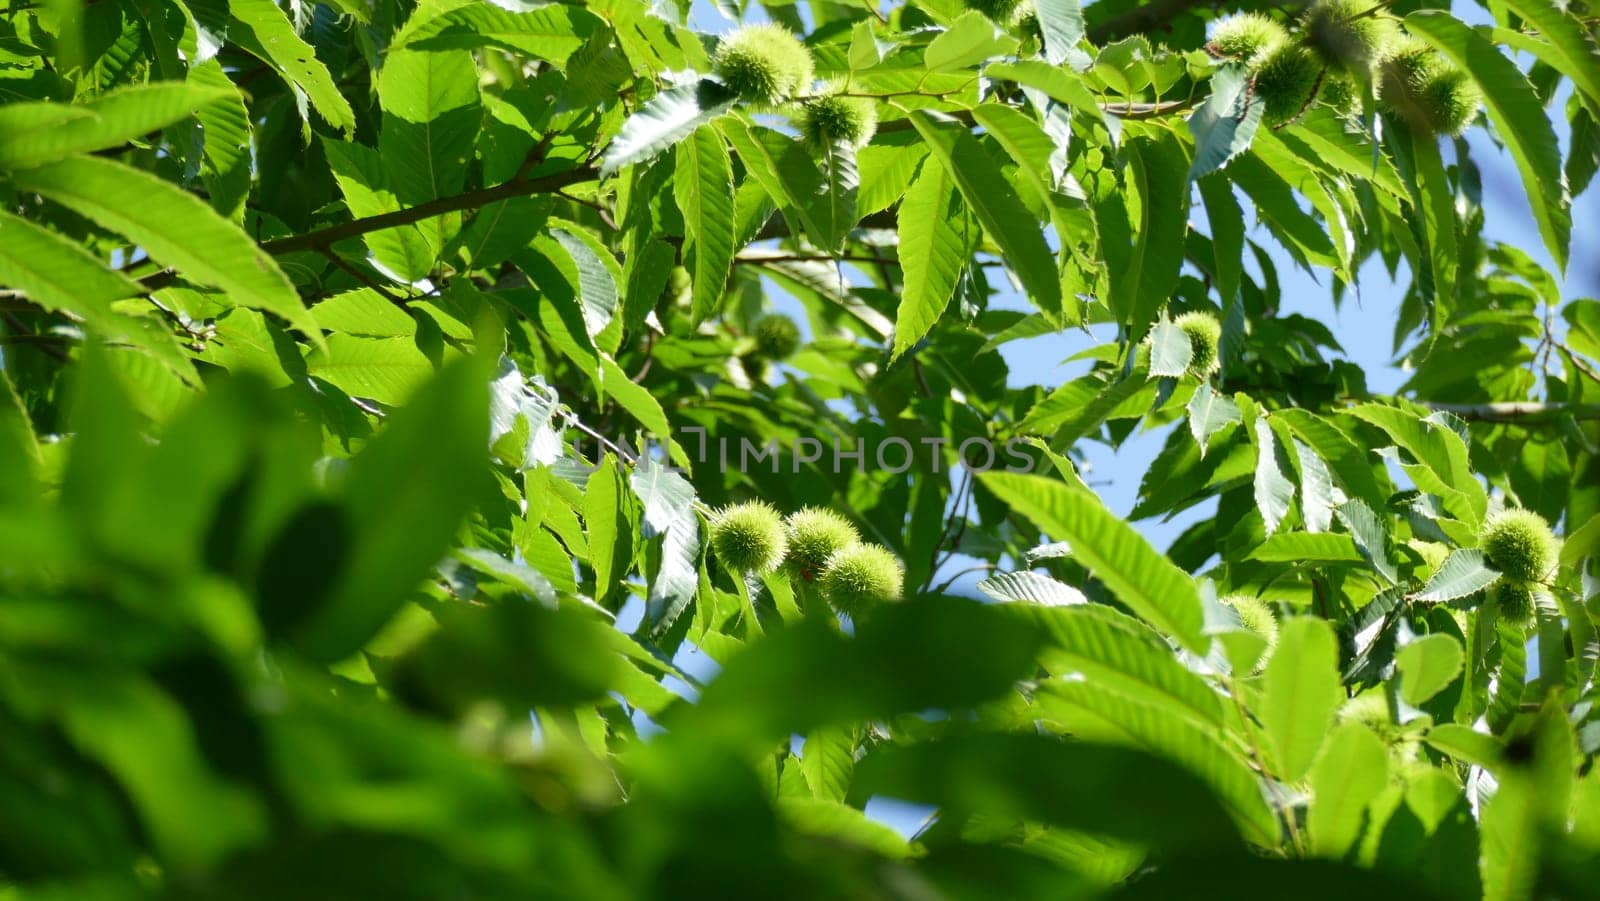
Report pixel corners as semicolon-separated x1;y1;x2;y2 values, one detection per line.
1426;401;1600;423
257;164;599;257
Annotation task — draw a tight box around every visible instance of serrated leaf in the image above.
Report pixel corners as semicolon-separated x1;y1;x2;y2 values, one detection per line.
810;137;860;253
378;46;481;254
1186;64;1263;182
306;335;434;405
981;472;1206;653
1406;11;1570;271
1499;0;1600;117
601;80;737;177
893;157;970;357
1335;498;1397;585
0;209;141;322
10;156;320;343
188;60;252;220
1035;0;1092;70
1016;604;1224;726
1148;317;1193;377
909;110;1062;319
228;0;356;134
1411;548;1499;602
1247;532;1362;563
674;125;735;324
986;60;1103;119
1294;439;1335;533
630;458;700;639
1260;617;1342;781
1252;418;1294;536
1187;383;1240;455
1347;403;1485;526
1110;131;1188;341
0;82;227;170
977;570;1087;606
399;3;601;67
552;225;621;351
799;725;856;803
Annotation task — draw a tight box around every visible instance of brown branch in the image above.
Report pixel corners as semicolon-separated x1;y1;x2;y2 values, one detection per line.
1426;401;1600;423
257;164;598;257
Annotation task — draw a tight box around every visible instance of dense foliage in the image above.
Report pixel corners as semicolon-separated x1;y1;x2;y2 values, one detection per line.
2;0;1600;896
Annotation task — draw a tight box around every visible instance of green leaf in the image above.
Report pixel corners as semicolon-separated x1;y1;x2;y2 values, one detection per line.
1276;408;1391;513
306;335;435;405
1031;680;1279;846
1347;403;1486;526
1035;0;1091;69
552;224;622;353
986;60;1103;118
1308;721;1388;858
378;47;481;224
688;596;1047;742
1110;131;1188;340
1386;117;1457;331
1424;723;1503;769
0;81;228;170
1396;633;1464;705
9;156;320;343
893;157;970;357
1559;510;1600;568
925;11;1012;72
1335;499;1397;585
674;125;736;324
852;733;1244;852
1015;604;1225;726
0;209;141;324
228;0;356;134
1498;0;1600;116
981;472;1206;653
188;60;253;220
1187;64;1264;182
778;799;910;858
323;140;436;282
601;80;737;177
1406;10;1570;271
798;725;856;803
909;110;1062;319
287;357;492;662
1293;439;1335;533
1253;418;1295;536
977;570;1087;606
1226;152;1339;270
1247;532;1363;563
399;3;602;68
599;359;691;471
808;137;860;253
1259;617;1342;782
1148;317;1193;377
1411;548;1499;603
1187;383;1241;455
